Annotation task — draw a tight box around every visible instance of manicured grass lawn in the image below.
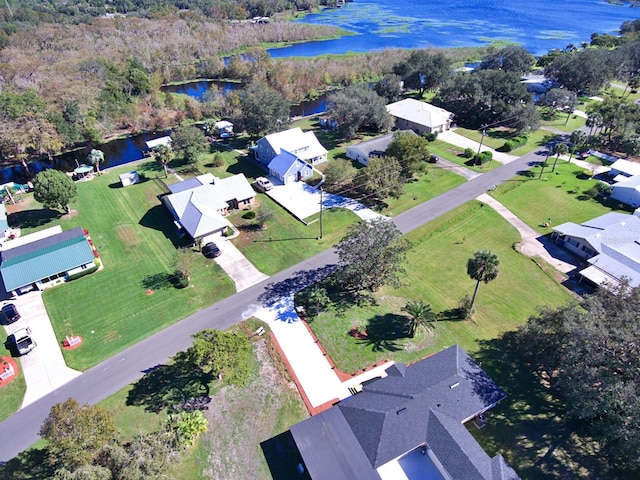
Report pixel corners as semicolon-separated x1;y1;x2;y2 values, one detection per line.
455;127;506;150
231;195;359;275
31;162;236;371
309;201;573;374
539;112;586;133
429;139;499;172
491;160;630;236
454;127;560;156
380;165;466;216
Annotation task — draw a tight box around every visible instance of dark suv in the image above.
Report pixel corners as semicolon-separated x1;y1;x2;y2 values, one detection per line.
202;242;222;258
1;304;20;324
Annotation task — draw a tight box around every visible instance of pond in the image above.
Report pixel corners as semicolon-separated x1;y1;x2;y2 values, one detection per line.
161;80;243;101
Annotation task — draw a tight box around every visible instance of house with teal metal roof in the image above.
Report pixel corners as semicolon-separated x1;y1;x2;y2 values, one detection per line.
0;226;96;294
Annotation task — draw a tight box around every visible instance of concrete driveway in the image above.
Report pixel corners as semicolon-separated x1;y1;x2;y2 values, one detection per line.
204;235;269;292
266;181;383;222
2;292;81;408
438;130;518;165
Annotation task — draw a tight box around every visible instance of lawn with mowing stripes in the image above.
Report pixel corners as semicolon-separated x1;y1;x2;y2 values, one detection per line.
40;162;235;371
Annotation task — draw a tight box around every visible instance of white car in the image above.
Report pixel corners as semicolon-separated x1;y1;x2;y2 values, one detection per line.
8;327;36;356
254;177;274;193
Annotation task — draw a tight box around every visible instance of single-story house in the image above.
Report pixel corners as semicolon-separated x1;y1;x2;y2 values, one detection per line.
0;226;97;295
346;131;418;166
145;136;172;152
162;173;255;240
119;171;140;187
609;159;640;182
214;120;234;138
252;128;328;166
552;209;640;289
611;175;640;208
268;345;518;480
267;151;313;185
386;99;454;135
0;203;7;240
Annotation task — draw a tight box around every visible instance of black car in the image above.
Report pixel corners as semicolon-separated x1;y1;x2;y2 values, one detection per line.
1;304;20;324
202;242;222;258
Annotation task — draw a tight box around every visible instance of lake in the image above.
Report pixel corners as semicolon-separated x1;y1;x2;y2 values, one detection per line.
268;0;640;58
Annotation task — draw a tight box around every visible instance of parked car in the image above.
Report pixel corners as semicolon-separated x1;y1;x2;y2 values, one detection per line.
0;303;20;324
253;177;274;193
429;154;440;163
7;327;36;355
202;242;222;258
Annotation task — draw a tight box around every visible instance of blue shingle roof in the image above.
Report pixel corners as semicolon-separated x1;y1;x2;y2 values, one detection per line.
0;227;94;291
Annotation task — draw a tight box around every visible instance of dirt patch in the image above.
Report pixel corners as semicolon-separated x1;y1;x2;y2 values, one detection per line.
203;339;307;480
115;224;142;246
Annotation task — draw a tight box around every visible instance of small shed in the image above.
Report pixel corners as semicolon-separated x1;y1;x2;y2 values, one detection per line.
119;171;140;187
145;136;172;151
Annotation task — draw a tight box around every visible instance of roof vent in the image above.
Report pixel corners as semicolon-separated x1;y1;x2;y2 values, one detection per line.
449;382;460;389
396;407;407;415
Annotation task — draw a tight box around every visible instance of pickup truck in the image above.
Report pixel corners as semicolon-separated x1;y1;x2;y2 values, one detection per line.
7;327;36;356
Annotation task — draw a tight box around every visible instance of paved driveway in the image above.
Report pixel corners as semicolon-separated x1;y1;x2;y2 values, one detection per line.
2;292;81;408
266;181;383;222
213;237;269;292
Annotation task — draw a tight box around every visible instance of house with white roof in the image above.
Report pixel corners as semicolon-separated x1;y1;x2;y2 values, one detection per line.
252;128;328;166
552;209;640;289
386;99;454;135
162;173;255;240
609;159;640;182
611;175;640;208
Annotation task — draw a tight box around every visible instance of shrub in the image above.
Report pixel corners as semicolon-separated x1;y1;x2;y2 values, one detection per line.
173;270;189;289
223;226;234;237
242;210;256;220
499;136;528;152
475;150;493;165
422;132;438;142
211;153;224;167
67;263;100;281
462;147;475;158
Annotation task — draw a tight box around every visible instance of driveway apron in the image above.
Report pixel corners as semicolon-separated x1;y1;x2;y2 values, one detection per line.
213;238;269;292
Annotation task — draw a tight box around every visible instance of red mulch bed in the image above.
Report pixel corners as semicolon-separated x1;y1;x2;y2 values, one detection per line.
0;356;19;387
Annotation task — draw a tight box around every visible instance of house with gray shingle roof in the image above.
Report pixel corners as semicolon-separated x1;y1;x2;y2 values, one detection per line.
346;131;418;166
0;226;96;295
273;345;519;480
552;209;640;289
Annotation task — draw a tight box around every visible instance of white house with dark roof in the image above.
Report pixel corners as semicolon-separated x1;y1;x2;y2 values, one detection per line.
346;131;419;166
162;173;255;240
252;127;328;166
386;99;454;135
270;345;518;480
552;209;640;289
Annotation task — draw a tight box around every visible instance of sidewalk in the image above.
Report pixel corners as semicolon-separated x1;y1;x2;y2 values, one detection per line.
438;130;519;165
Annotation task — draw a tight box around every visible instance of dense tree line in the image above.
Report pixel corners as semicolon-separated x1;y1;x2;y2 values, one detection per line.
516;284;640;471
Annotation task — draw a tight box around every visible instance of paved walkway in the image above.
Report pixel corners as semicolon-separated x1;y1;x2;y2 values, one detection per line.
477;193;581;274
435;157;481;180
438;130;519;165
252;297;394;409
2;292;82;408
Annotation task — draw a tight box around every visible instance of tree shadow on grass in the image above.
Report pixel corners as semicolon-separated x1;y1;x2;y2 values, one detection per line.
258;265;338;308
8;208;61;230
126;363;213;413
0;446;56;479
138;205;191;248
356;313;408;353
141;273;174;291
470;332;627;479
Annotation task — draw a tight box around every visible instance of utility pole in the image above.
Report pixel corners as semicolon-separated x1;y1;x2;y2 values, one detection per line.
475;126;486;166
318;186;323;240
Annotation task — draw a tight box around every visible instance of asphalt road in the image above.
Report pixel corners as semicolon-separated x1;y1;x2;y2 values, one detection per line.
0;149;544;463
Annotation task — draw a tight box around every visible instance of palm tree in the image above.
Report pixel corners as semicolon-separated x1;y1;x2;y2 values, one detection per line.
568;130;587;162
401;300;433;338
466;250;500;318
551;142;568;172
586;112;603;143
154;144;173;178
308;285;329;316
88;149;104;175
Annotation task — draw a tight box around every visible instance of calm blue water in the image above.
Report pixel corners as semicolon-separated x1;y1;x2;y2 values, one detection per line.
162;80;243;100
268;0;640;57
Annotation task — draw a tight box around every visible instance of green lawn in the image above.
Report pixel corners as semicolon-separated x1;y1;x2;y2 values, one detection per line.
309;201;573;374
454;127;560;156
429;139;499;172
0;345;26;422
32;162;236;371
491;160;631;236
539;111;586;133
232;195;359;275
380;165;467;216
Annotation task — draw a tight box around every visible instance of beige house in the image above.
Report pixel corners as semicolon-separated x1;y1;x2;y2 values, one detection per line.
386;99;454;135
